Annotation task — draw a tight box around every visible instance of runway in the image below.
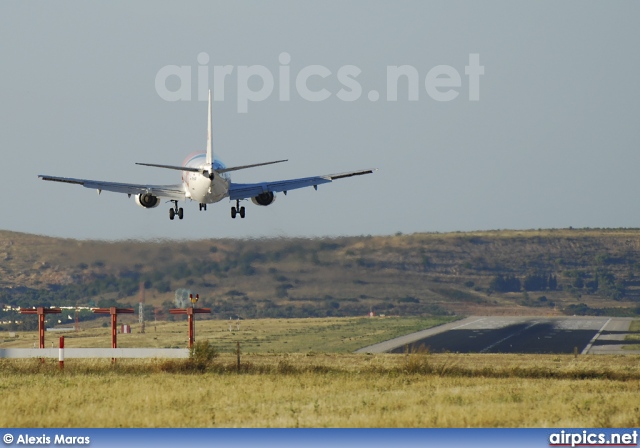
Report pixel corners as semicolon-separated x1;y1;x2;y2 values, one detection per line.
355;316;640;354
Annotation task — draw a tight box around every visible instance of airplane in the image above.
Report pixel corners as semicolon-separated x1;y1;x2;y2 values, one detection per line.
39;90;375;221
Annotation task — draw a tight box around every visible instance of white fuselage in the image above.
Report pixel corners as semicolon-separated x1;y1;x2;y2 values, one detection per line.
182;153;230;204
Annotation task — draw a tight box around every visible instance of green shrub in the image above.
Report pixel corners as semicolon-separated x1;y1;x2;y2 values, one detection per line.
188;340;219;371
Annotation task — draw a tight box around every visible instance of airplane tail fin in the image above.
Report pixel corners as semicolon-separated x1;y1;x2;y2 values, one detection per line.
206;89;213;166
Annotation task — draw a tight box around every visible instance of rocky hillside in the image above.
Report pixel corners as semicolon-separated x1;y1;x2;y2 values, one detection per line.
2;228;640;327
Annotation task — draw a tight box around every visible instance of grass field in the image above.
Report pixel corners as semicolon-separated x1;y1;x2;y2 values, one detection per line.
623;320;640;349
626;320;640;341
0;316;458;353
1;316;639;427
1;353;639;427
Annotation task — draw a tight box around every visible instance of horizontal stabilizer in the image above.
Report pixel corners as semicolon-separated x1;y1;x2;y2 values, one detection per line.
136;159;288;175
136;163;201;173
217;159;288;174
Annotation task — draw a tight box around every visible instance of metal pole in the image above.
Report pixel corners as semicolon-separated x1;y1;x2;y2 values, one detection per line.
38;308;45;349
59;336;64;370
189;294;198;346
39;309;45;364
111;307;117;363
110;307;117;348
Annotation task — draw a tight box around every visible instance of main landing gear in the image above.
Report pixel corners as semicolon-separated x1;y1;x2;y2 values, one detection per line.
169;200;183;220
231;200;245;219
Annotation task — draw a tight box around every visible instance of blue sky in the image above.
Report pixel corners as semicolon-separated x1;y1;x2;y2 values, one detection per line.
1;1;639;240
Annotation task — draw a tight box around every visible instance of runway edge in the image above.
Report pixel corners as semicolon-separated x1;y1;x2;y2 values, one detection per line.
354;316;484;354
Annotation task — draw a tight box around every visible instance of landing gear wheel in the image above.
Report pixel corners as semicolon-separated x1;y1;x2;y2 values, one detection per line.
199;203;207;211
232;200;245;220
169;200;181;221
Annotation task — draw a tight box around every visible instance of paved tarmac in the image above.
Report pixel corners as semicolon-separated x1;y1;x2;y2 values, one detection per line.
355;316;640;355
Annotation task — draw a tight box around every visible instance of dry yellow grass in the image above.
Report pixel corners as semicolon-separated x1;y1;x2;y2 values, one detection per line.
1;353;639;428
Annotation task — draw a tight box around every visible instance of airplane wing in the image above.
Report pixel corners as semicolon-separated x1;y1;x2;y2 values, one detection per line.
228;169;375;200
38;175;186;200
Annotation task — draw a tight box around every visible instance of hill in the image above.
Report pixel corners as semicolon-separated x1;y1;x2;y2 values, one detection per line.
2;228;640;329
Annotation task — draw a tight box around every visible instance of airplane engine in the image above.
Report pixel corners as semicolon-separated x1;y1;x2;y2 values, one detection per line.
251;192;276;206
135;193;160;209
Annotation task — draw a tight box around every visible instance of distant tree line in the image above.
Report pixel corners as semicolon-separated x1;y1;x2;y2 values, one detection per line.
490;275;521;293
566;269;626;300
490;273;558;293
489;269;628;301
562;303;639;317
523;273;558;291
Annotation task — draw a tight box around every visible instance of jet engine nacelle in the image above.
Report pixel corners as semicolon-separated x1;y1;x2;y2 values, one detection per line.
135;193;160;209
251;192;276;206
